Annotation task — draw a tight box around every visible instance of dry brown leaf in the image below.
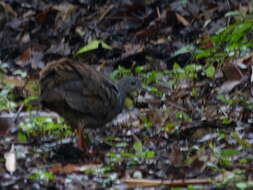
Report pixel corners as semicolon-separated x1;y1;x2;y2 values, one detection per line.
223;52;253;81
0;1;17;17
168;143;184;166
176;13;190;26
3;76;25;87
16;46;44;68
50;163;102;174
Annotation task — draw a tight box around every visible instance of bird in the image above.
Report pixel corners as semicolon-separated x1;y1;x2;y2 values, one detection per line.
39;58;141;151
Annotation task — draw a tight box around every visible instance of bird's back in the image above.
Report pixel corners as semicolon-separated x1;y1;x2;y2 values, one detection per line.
40;58;123;128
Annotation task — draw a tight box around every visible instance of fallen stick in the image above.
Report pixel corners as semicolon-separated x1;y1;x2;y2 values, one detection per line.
121;178;211;187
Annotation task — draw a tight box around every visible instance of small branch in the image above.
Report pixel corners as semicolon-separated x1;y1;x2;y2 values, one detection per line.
121;178;211;187
98;5;114;24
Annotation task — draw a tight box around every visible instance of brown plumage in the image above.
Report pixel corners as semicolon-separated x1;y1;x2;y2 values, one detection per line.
39;58;140;149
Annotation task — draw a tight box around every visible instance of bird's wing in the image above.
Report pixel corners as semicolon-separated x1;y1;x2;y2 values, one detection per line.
40;58;120;120
63;79;119;120
40;58;86;91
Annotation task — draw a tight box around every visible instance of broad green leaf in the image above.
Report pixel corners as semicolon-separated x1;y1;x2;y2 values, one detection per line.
221;148;240;158
236;182;253;190
204;65;215;78
17;132;27;143
135;66;144;73
145;151;155;159
133;141;143;155
76;40;112;55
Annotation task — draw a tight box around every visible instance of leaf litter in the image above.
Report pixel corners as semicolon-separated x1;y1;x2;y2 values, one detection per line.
0;0;253;189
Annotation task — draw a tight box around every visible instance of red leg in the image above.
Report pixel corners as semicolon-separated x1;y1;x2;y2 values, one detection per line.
76;127;86;150
76;126;93;155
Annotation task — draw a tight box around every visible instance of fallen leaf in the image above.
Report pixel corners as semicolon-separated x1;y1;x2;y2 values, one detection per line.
222;52;253;81
218;80;242;94
4;144;16;175
0;1;17;17
176;13;190;26
50;163;102;174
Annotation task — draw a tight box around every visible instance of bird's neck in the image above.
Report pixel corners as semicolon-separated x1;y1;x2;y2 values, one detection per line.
116;82;127;112
118;88;126;108
117;78;130;96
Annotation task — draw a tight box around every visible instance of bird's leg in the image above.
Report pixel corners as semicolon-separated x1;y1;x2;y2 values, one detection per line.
76;126;94;155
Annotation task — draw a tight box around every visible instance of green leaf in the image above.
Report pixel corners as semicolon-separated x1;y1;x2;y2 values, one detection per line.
110;66;132;80
222;118;232;125
133;141;143;155
236;182;253;190
225;11;241;17
121;152;134;158
76;40;112;55
175;111;192;122
171;45;195;57
17;132;27;143
164;122;176;132
195;49;213;59
135;66;144;73
221;148;240;158
29;171;55;181
146;71;158;84
145;151;155;159
204;65;215;78
13;70;27;78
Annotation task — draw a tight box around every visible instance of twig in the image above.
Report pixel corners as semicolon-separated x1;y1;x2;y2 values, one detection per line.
14;103;24;124
121;178;211;187
98;5;114;24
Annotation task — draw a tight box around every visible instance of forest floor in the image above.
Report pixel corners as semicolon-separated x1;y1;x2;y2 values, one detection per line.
0;0;253;189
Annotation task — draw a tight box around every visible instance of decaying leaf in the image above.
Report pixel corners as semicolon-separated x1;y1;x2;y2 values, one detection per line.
222;52;253;81
49;163;102;174
218;80;242;94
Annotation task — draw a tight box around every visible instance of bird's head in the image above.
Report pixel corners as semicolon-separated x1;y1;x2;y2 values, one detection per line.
117;76;142;95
